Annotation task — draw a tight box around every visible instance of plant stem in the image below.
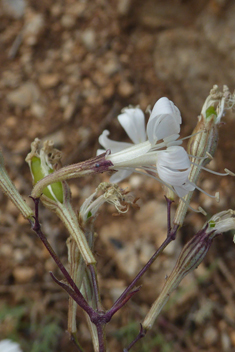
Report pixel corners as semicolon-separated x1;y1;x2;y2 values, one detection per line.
31;197;93;317
165;196;173;235
96;323;106;352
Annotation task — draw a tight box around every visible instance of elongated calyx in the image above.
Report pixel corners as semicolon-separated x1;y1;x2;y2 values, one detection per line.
174;85;235;226
143;209;235;331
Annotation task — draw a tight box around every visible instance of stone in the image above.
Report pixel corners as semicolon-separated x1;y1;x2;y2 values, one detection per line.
7;82;40;108
117;0;131;15
2;0;26;18
203;326;218;345
39;73;60;89
135;200;167;237
118;80;134;97
66;2;86;18
154;28;234;126
221;332;231;352
114;244;139;277
23;12;45;46
61;14;76;28
13;266;35;283
198;3;235;60
81;29;96;51
30;103;45;118
63;102;76;121
98;53;119;76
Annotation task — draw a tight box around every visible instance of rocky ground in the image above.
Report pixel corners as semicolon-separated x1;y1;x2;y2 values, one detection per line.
1;0;235;351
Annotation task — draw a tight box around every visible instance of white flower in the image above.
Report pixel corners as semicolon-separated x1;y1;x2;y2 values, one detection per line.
97;97;194;197
206;210;235;235
0;339;23;352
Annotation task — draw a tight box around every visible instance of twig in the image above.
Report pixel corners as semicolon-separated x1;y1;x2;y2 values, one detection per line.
123;324;146;352
106;287;141;322
111;229;176;312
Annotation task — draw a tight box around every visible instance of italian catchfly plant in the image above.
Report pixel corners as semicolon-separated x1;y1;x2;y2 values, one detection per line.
0;85;235;352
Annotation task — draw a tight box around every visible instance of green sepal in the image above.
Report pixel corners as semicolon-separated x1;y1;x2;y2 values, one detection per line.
208;220;216;228
206;106;217;120
87;211;92;219
31;156;63;203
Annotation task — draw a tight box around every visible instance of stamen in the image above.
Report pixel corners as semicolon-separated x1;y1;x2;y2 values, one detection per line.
178;195;207;215
180;130;204;142
224;168;235;176
206;152;213;160
198;206;207;216
188;154;205;160
190;161;232;176
122;167;181;199
188;181;220;201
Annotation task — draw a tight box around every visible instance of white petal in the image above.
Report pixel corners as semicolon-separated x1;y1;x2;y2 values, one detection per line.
174;183;195;197
157;147;191;187
118;108;146;144
157;165;190;186
97;148;106;156
110;169;133;183
98;130;132;153
157;146;191;170
0;339;22;352
147;97;182;144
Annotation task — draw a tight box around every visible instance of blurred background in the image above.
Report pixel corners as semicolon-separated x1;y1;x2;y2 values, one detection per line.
1;0;235;351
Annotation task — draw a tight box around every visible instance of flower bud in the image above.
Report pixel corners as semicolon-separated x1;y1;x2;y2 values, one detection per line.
26;138;63;203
